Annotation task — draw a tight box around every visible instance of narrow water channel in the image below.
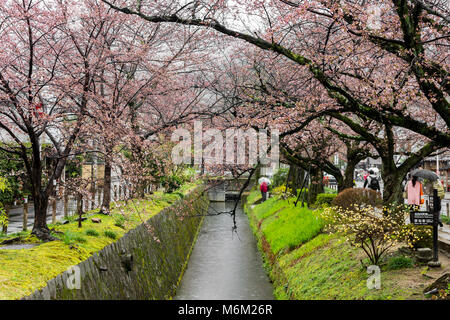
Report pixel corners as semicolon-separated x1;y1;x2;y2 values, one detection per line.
175;201;274;300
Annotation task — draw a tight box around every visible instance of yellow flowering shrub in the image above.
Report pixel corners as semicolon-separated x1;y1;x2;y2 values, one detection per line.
321;204;428;265
271;185;294;199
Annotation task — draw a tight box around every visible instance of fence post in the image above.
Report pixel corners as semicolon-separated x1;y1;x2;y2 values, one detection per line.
76;193;83;228
447;202;449;217
64;194;69;218
52;197;57;224
2;205;10;234
23;199;28;231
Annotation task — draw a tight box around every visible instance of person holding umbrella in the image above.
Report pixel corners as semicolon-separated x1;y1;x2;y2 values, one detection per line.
404;175;424;211
258;177;271;202
408;169;444;266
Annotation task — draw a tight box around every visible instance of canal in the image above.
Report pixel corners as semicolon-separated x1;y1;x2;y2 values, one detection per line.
175;201;274;300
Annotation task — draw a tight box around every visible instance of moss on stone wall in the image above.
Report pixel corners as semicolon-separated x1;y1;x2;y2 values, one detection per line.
0;183;208;300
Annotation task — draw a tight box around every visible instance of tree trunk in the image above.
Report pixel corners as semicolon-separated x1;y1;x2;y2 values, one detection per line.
32;192;50;239
30;149;52;239
100;160;112;214
308;168;324;205
287;165;303;194
341;160;358;191
381;171;404;205
138;183;145;199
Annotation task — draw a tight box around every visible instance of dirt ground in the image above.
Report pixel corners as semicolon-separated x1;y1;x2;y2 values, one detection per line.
391;249;450;300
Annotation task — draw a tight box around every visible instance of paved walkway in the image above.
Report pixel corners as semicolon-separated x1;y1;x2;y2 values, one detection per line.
4;198;78;234
4;194;109;235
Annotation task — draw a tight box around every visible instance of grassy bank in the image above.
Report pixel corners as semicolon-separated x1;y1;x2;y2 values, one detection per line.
244;189;446;300
0;182;198;300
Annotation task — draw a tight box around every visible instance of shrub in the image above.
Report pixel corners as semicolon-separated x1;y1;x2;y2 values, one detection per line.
161;175;182;193
85;229;99;237
322;204;417;265
385;255;414;270
332;188;382;211
271;185;293;198
271;185;308;202
271;167;289;188
181;167;196;182
0;177;10;231
0;206;7;232
315;193;337;206
324;186;337;194
104;230;117;240
404;225;433;249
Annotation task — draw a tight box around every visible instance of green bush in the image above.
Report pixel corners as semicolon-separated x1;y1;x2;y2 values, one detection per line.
181;167;196;182
324;186;338;194
104;230;117;240
442;215;450;225
161;175;182;193
385;256;414;270
271;167;289;188
315;193;337;206
332;188;382;211
85;229;99;237
0;147;32;204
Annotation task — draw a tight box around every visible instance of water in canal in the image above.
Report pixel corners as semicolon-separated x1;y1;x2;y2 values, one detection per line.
175;201;274;300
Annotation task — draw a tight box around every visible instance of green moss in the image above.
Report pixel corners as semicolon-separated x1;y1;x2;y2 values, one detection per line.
0;181;199;300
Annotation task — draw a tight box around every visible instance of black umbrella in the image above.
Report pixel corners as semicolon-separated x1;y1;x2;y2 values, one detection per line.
411;169;439;181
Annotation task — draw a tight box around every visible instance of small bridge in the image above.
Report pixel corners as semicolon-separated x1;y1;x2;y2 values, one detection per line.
207;175;255;202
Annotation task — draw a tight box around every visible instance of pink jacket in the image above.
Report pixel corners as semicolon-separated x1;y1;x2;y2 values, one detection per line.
405;180;422;205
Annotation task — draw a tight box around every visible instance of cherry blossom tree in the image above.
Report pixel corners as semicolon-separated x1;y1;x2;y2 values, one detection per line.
0;0;96;239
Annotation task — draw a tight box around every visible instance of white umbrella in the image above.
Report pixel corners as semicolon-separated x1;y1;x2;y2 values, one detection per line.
258;177;271;185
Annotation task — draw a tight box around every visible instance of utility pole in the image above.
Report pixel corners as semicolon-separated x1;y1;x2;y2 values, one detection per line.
436;154;439;176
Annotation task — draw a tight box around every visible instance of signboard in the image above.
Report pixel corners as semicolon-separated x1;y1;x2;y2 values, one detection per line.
411;211;434;226
428;196;434;211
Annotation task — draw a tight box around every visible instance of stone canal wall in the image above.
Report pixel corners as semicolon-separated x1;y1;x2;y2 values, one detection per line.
23;187;208;300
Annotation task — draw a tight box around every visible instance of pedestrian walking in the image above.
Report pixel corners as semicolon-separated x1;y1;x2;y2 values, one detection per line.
404;175;424;221
363;172;369;181
363;170;380;192
260;181;268;202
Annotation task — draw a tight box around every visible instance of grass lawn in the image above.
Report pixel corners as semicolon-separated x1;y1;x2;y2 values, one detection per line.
0;182;198;300
244;189;450;300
